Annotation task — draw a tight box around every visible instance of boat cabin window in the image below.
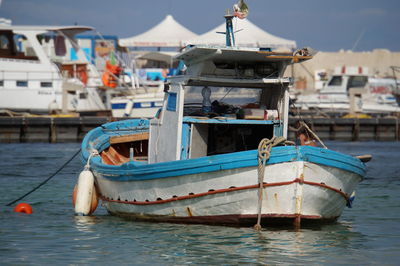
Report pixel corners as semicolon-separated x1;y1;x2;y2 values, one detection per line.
0;31;17;57
79;92;88;99
37;33;74;62
184;85;283;119
40;82;53;88
185;86;260;107
328;76;342;86
0;31;38;60
190;123;275;158
16;81;28;87
13;34;38;60
212;61;279;78
347;75;368;89
0;32;12;50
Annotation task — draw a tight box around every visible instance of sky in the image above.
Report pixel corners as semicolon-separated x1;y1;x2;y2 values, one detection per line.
1;0;399;52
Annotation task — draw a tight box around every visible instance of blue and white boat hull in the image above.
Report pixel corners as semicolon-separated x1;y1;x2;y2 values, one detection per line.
82;124;365;225
97;161;362;225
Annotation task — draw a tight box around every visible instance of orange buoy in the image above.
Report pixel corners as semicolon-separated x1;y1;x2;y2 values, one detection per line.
72;183;99;215
14;203;33;214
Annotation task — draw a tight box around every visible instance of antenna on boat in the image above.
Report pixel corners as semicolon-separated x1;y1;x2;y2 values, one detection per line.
224;10;235;47
224;0;249;47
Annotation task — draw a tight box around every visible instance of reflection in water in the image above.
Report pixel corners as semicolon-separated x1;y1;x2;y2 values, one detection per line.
122;221;366;265
253;223;365;264
74;216;99;233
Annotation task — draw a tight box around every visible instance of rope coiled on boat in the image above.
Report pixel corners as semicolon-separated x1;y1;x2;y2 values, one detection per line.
254;137;294;231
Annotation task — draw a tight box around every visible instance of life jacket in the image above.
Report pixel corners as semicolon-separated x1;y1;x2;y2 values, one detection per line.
102;61;122;88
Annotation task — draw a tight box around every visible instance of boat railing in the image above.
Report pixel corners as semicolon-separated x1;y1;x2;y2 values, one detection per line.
0;69;62;82
0;68;96;90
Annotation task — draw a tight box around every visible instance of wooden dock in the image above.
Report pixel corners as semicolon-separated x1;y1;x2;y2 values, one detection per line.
287;117;399;141
0;117;111;143
0;116;399;143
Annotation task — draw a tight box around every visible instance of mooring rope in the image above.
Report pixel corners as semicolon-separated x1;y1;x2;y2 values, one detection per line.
5;149;81;207
289;120;327;149
254;137;294;231
299;121;327;149
84;150;99;170
288;98;328;149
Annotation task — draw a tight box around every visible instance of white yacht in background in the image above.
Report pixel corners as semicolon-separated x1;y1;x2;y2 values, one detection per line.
294;66;400;114
0;25;106;114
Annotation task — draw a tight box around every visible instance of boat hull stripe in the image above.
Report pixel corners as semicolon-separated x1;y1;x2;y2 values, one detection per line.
99;178;350;205
88;146;366;181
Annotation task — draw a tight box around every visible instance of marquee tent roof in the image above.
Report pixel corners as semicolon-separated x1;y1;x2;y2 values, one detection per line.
185;18;296;50
119;15;198;48
135;51;178;64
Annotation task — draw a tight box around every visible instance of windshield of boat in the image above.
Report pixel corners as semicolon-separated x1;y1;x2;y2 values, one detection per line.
36;32;90;63
183;85;286;118
0;31;39;60
347;75;368;89
328;75;342;86
184;86;261;106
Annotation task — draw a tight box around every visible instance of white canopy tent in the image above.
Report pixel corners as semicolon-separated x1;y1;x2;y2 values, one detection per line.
136;51;178;62
119;15;198;48
185;18;296;50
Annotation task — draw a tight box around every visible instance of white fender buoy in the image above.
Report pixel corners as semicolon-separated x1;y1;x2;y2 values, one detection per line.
74;169;97;216
123;100;134;117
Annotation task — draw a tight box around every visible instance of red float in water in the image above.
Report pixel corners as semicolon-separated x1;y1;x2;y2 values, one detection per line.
14;203;33;214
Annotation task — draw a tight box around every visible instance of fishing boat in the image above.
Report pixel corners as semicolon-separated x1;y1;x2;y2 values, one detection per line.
77;3;369;227
0;25;108;114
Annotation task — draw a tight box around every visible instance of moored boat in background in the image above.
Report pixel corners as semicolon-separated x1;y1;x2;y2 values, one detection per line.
0;25;107;114
294;66;400;115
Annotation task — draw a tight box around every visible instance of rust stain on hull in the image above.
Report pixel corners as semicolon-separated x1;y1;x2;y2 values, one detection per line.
186;207;193;217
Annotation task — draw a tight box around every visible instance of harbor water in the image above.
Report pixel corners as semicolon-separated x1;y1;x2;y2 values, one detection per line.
0;142;399;265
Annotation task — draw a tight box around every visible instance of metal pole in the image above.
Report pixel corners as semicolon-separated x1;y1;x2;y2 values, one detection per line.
225;15;235;47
